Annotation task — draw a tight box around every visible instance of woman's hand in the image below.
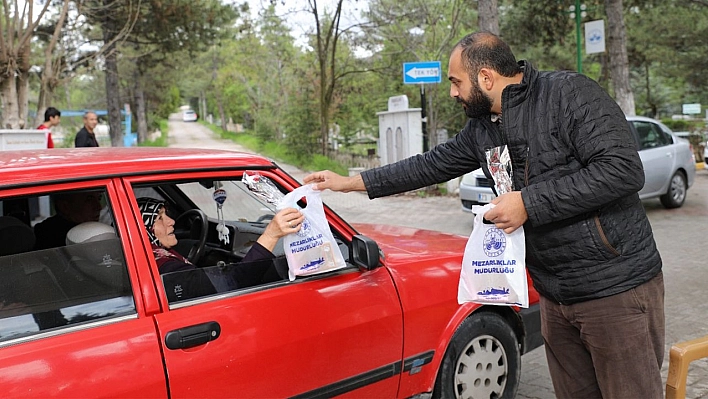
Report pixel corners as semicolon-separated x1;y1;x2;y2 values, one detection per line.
257;208;304;251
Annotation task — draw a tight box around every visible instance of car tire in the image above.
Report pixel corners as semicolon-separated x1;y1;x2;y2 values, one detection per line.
433;312;520;399
660;171;687;209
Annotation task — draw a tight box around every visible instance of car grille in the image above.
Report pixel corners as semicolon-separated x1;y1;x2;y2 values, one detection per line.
476;177;493;187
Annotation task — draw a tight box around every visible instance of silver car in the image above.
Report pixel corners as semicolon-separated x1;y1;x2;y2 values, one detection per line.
460;116;696;211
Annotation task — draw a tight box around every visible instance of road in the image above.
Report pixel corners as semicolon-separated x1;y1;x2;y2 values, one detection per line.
169;115;708;398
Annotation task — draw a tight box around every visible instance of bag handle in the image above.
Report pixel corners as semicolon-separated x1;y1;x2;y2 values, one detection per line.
277;184;323;212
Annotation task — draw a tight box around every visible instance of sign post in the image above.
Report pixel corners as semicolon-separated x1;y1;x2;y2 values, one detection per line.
403;61;442;152
682;103;701;115
584;19;606;55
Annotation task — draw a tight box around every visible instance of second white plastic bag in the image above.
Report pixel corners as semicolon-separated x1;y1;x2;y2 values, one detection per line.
277;184;346;281
458;203;528;307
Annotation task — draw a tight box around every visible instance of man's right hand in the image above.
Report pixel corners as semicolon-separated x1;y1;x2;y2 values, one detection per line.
303;170;366;192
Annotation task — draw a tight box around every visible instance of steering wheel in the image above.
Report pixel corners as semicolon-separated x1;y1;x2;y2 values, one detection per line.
174;209;209;265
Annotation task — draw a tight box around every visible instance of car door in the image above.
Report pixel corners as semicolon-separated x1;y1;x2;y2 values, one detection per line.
121;171;405;398
631;120;674;196
0;181;167;397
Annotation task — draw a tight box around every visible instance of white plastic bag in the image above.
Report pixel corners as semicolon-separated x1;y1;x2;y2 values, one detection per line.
277;184;346;281
458;203;528;307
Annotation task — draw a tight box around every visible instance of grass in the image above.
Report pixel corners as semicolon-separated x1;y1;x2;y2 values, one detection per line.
206;122;348;176
138;120;169;147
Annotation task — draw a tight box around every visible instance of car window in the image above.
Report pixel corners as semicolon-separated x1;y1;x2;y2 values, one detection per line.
632;121;670;150
132;174;351;307
177;179;274;222
0;188;135;345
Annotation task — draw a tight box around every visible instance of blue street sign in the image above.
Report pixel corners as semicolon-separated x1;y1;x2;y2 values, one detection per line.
403;61;442;84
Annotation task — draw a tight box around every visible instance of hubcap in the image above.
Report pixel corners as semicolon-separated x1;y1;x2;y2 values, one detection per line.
670;174;686;203
454;334;507;399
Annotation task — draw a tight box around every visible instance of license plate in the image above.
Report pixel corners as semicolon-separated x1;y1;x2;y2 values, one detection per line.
477;193;494;203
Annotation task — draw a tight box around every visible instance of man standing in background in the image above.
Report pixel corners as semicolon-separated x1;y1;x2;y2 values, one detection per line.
36;107;61;148
75;111;99;147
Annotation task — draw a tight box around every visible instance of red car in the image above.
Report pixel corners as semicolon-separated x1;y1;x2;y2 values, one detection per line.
0;148;541;398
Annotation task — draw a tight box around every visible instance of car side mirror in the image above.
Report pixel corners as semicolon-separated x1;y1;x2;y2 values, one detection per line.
351;235;381;271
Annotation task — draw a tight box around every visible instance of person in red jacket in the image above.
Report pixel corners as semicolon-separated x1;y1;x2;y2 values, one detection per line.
36;107;61;148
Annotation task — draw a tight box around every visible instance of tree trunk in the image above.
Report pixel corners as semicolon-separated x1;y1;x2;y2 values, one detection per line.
477;0;499;35
604;0;635;116
104;52;123;146
134;79;148;143
0;78;20;129
319;70;329;156
17;74;29;128
35;0;70;127
428;87;438;149
217;93;227;131
103;8;123;147
200;91;207;122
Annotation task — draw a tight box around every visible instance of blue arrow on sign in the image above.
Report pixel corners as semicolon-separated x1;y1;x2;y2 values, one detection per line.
403;61;442;84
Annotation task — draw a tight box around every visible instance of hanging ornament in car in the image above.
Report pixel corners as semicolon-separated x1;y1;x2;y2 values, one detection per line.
213;187;230;244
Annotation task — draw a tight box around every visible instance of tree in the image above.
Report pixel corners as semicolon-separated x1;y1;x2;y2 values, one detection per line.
34;0;71;127
307;0;347;155
127;1;238;141
363;0;472;148
0;1;56;128
478;0;499;34
500;0;637;114
78;0;141;146
604;0;635;115
80;0;237;145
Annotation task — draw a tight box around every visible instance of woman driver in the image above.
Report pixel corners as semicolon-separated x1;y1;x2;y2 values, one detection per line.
137;197;303;298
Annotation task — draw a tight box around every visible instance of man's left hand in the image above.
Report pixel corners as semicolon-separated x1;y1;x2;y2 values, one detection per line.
485;192;528;234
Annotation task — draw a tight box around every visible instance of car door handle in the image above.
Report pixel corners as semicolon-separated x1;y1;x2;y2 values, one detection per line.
165;321;221;350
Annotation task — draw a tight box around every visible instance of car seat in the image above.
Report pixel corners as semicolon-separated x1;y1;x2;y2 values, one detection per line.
63;222;128;295
0;215;35;255
0;216;71;330
66;221;117;246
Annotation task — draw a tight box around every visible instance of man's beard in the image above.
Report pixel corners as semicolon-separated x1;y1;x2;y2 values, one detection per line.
457;80;493;119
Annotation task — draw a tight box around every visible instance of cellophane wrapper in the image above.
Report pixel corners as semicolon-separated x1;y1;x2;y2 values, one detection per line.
242;171;285;206
485;145;513;195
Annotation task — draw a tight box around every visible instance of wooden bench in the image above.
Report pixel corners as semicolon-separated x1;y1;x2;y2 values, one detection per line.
666;335;708;399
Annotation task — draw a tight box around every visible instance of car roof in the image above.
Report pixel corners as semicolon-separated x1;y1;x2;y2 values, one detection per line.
625;115;658;123
0;147;275;189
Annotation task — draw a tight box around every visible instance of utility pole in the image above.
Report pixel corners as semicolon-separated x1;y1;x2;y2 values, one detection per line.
568;1;587;73
420;84;428;152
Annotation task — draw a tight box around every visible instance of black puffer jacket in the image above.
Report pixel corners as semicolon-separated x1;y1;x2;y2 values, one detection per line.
362;61;662;305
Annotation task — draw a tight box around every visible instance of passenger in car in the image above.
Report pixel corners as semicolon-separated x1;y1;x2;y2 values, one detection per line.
137;198;303;297
34;191;103;250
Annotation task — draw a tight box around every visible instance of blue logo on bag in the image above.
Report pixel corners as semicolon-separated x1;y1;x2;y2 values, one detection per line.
483;228;506;257
296;218;311;237
477;287;510;296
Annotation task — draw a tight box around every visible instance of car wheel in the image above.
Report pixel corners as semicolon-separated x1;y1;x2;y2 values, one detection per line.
660;171;687;209
433;312;520;399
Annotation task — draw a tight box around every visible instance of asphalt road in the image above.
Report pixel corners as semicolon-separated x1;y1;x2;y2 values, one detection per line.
169;115;708;398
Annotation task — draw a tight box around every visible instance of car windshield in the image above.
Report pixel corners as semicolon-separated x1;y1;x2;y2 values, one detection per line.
176;179;276;222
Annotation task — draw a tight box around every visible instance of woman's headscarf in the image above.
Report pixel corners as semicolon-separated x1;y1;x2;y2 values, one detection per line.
137;197;165;246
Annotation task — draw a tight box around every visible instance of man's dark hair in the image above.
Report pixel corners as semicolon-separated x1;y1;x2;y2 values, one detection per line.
454;32;522;81
44;107;61;122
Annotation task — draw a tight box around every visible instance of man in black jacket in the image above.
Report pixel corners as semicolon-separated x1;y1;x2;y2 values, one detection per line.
75;111;99;147
305;32;664;398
